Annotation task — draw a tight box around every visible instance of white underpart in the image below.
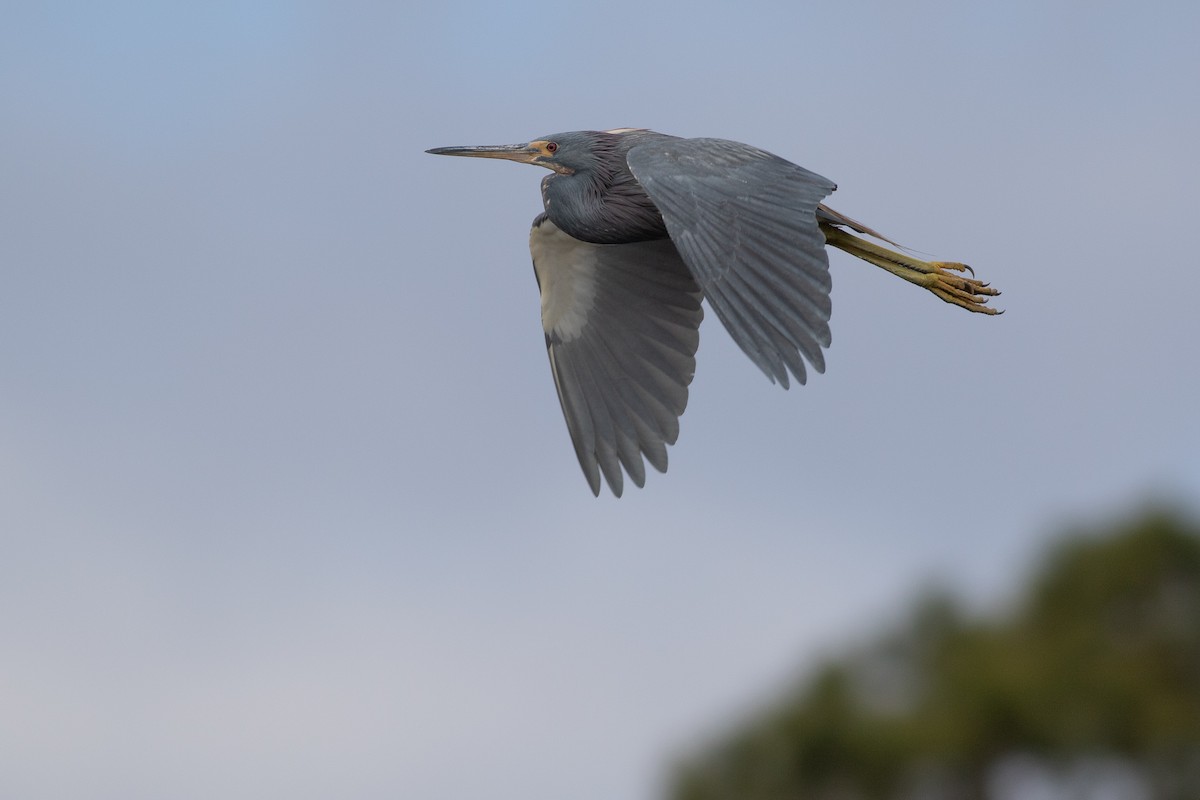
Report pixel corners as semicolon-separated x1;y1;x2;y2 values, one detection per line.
530;222;598;342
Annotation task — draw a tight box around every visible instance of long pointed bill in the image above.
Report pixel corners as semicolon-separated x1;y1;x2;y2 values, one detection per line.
425;143;542;165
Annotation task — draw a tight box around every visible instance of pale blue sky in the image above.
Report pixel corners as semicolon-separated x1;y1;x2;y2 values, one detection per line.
3;2;1199;799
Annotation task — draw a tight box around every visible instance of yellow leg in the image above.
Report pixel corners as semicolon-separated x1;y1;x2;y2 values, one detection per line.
820;224;1002;315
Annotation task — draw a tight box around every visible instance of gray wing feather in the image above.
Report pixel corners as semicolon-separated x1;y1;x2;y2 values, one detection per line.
530;217;703;497
627;138;835;388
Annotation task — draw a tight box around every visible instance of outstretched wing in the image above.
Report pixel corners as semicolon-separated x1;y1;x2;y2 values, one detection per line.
530;216;703;497
627;137;835;388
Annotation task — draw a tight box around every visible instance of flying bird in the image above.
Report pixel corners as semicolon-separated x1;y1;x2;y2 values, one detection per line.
427;129;999;497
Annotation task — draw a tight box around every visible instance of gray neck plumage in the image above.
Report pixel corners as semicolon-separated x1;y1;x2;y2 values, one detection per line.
540;132;669;245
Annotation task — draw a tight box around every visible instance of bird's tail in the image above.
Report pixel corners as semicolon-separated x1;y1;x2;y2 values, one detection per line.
816;203;903;247
818;216;1001;315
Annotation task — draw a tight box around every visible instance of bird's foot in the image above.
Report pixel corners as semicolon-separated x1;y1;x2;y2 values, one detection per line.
921;262;1002;315
819;224;1003;315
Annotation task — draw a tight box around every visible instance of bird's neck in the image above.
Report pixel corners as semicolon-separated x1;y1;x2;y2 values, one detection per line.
541;170;667;246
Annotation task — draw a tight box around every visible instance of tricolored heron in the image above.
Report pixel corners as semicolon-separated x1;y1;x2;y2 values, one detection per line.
427;129;999;497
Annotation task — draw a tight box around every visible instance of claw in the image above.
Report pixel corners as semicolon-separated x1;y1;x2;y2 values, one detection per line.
926;266;1002;315
931;260;975;278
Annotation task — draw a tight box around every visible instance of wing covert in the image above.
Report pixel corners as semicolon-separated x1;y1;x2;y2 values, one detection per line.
530;216;703;497
627;137;836;388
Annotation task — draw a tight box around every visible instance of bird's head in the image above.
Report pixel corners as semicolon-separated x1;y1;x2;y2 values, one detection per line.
426;131;621;177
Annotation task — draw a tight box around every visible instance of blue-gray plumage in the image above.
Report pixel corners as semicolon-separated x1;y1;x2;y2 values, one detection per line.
427;129;1000;497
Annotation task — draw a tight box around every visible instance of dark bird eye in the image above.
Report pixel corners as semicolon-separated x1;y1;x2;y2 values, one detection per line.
545;141;558;153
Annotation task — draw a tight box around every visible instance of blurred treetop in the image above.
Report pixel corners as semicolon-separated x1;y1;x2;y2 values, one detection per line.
668;508;1200;800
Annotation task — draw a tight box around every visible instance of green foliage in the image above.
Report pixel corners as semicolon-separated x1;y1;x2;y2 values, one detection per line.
668;508;1200;800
